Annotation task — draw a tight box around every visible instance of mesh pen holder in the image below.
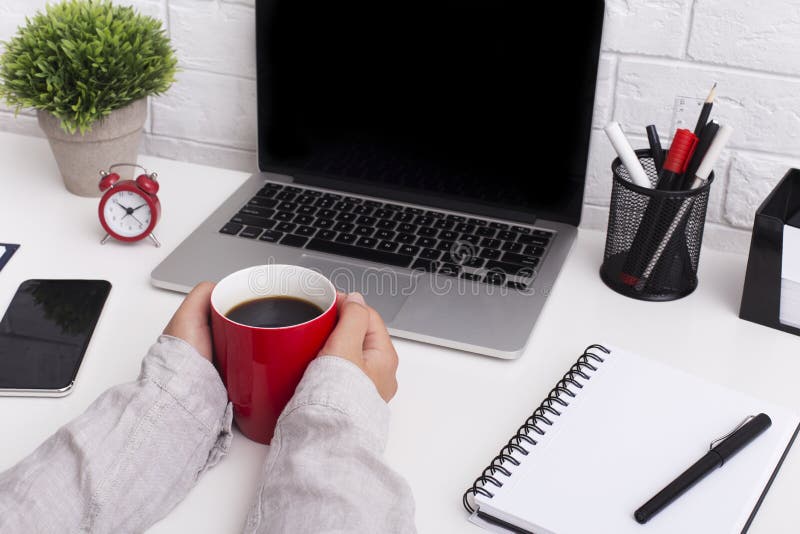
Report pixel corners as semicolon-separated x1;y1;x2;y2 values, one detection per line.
600;149;714;301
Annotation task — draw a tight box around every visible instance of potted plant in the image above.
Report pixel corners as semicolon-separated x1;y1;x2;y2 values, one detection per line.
0;0;177;197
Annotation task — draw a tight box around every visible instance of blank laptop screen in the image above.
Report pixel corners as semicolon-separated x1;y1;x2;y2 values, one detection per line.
256;1;604;225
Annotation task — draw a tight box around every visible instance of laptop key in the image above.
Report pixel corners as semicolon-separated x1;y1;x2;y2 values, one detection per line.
445;255;484;268
275;211;294;222
297;205;317;216
383;203;403;211
318;209;337;219
336;212;357;222
394;212;415;222
280;234;308;247
356;215;377;226
314;218;335;229
352;205;373;215
356;237;378;248
232;214;276;229
296;195;316;205
523;245;545;256
277;201;298;211
512;225;532;234
377;240;398;252
276;222;296;233
264;182;283;189
397;223;417;233
398;244;419;256
364;200;383;208
533;230;553;238
240;206;275;218
480;238;501;249
334;221;355;232
295;226;316;237
485;260;536;276
316;229;337;241
315;198;335;209
461;272;482;281
419;248;441;260
376;219;397;230
489;222;509;230
468;217;487;226
501;253;540;267
438;263;460;276
306;239;413;267
411;259;439;272
476;227;496;237
445;214;466;222
284;186;302;193
336;233;357;244
417;237;437;248
485;272;506;285
249;197;278;208
417;227;437;237
425;210;445;219
256;188;278;198
436;240;455;252
276;191;296;201
220;223;243;235
344;196;363;204
374;208;394;219
497;230;519;241
454;223;475;233
518;235;548;246
375;229;396;240
415;215;434;226
404;206;424;215
434;219;454;230
458;234;481;245
259;230;283;242
502;241;523;253
507;281;529;290
334;201;356;212
239;226;262;239
355;226;374;236
293;214;314;225
396;233;416;244
479;248;502;260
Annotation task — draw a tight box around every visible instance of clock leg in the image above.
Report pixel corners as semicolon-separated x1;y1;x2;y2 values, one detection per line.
149;233;162;248
100;234;111;245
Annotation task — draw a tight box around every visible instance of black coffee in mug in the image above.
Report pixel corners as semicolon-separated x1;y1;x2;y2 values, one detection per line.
225;296;324;328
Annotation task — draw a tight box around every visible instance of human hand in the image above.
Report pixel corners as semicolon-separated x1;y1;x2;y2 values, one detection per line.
163;282;215;362
319;292;399;402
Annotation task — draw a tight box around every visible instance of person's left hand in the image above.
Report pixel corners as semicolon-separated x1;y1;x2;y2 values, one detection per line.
163;282;216;362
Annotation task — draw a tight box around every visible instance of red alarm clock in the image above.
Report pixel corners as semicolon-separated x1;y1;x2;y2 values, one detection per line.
98;163;162;247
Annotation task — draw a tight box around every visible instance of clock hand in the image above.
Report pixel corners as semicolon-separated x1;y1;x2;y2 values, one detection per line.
132;204;148;211
114;199;132;211
130;213;146;227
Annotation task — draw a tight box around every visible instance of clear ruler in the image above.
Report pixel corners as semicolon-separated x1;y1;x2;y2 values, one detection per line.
671;96;704;133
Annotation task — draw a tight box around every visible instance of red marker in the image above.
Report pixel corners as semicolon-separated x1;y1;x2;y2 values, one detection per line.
655;129;698;191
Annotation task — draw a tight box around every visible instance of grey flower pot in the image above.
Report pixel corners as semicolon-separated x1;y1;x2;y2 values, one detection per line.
37;98;147;197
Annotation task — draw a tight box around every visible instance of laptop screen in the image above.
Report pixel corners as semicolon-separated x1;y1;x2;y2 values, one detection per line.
256;1;604;226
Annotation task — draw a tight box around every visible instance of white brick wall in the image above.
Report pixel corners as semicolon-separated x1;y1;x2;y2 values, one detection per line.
3;0;800;253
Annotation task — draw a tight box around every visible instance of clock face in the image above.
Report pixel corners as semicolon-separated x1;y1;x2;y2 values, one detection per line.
102;190;153;238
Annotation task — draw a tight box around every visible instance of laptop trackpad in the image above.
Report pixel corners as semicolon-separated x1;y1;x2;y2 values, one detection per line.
298;255;410;322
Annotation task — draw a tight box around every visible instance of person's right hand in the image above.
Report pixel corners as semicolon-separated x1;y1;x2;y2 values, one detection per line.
318;292;399;402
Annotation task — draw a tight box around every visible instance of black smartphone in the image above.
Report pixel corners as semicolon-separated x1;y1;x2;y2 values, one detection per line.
0;279;111;396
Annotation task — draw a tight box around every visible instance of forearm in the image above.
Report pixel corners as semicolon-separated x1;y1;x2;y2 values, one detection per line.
0;335;232;533
244;356;416;534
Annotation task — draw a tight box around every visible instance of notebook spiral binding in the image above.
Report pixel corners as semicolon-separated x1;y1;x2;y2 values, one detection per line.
462;344;610;514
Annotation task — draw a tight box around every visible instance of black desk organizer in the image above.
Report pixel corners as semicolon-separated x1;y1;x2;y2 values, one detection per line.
739;168;800;336
600;149;714;301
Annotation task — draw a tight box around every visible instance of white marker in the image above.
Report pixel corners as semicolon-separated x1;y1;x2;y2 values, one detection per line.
604;121;651;188
690;124;734;189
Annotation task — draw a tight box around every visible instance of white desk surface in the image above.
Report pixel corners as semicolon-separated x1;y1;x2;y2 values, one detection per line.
1;131;799;533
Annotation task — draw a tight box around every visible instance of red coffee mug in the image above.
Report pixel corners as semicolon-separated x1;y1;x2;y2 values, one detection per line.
211;265;337;444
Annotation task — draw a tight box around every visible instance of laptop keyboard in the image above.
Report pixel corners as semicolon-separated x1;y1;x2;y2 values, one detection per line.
219;182;554;290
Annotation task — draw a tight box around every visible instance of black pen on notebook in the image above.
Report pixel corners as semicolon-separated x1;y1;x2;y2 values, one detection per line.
635;414;772;524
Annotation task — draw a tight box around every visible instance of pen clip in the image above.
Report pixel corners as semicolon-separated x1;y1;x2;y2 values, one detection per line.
709;415;755;450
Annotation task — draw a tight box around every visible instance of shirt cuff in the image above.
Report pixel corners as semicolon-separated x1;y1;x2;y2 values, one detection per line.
141;335;230;433
281;355;391;451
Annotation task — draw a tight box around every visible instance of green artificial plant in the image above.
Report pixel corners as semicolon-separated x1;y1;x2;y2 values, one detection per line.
0;0;177;134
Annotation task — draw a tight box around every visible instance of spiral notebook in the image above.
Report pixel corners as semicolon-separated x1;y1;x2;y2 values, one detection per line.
464;345;800;534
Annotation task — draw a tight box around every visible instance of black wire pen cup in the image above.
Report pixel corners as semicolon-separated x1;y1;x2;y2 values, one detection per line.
600;149;714;301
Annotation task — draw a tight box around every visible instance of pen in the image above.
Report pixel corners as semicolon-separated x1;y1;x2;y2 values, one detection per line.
604;122;651;189
635;125;733;288
655;128;697;191
693;82;717;137
646;125;665;173
635;413;772;524
681;121;719;190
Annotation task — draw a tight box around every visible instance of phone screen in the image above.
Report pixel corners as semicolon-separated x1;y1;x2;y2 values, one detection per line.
0;280;111;391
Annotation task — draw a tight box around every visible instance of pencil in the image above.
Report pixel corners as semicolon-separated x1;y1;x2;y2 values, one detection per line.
693;82;717;136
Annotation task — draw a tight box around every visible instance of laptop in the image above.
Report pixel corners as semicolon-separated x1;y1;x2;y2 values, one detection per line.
151;0;605;358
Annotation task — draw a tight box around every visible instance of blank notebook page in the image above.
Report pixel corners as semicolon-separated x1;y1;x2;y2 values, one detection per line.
474;346;799;534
